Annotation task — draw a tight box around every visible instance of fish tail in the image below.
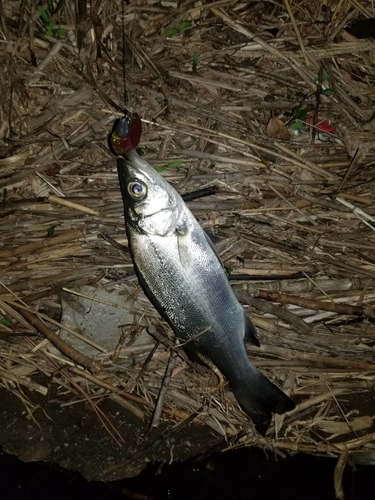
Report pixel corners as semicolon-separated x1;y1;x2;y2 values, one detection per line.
232;369;295;435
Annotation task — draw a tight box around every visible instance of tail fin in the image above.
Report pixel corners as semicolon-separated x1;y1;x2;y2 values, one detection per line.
232;370;295;435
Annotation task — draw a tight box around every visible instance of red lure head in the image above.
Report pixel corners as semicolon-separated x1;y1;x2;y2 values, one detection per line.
110;112;142;154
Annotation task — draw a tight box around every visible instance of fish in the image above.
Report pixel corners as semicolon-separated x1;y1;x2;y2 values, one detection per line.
117;151;295;434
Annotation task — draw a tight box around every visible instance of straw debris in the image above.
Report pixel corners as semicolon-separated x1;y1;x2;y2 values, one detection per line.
1;0;375;486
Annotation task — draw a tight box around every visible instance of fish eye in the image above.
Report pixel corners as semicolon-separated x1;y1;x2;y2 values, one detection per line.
128;181;146;199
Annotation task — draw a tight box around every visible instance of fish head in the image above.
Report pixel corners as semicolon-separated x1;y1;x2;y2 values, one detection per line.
117;151;185;236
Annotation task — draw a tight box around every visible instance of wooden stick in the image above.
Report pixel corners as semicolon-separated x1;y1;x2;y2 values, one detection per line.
14;306;102;374
151;344;178;428
248;344;375;371
249;297;312;334
0;229;83;260
256;289;375;319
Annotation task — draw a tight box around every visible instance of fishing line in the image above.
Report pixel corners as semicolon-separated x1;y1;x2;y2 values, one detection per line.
109;1;142;154
121;0;128;112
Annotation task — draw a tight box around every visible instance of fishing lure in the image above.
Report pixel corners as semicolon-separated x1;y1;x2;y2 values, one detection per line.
110;111;142;155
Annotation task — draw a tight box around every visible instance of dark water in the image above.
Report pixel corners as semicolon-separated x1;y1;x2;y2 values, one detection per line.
1;445;374;500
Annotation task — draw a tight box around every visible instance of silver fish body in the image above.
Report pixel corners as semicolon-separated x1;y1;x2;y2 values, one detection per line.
118;151;294;434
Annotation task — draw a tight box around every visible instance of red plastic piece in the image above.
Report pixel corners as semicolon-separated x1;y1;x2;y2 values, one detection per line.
305;116;335;134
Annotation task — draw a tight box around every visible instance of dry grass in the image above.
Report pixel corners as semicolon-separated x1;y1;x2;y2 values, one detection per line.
1;0;375;489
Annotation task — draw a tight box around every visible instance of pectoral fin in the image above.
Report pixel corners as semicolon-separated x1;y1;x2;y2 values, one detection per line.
204;230;225;269
244;313;260;347
176;231;193;270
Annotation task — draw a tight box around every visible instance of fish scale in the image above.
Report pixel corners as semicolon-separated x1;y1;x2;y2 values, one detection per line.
118;151;295;434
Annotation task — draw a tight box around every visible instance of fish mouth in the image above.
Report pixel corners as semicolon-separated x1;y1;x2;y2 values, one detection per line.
140;206;175;221
120;151;157;182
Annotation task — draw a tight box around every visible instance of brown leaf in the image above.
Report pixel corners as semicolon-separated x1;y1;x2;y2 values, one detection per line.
266;115;290;140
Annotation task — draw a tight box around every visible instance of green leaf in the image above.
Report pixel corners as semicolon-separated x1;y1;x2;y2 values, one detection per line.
328;192;338;201
321;72;332;81
165;160;183;168
36;6;50;23
291;105;307;120
37;6;64;37
156;160;183;172
322;88;335;96
313;72;331;83
166;20;192;37
289;120;304;130
0;317;11;327
166;28;179;37
177;21;192;31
